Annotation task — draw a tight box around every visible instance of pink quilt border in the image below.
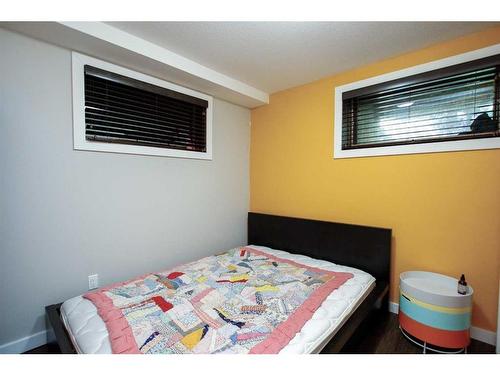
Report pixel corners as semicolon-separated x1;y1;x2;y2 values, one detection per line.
83;247;353;354
245;248;353;354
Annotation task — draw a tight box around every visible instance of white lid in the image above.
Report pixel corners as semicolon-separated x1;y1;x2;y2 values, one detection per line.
401;271;473;297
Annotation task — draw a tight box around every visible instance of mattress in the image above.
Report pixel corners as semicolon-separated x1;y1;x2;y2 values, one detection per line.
60;245;375;354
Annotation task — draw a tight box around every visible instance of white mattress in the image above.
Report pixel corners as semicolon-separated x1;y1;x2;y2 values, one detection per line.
61;246;375;354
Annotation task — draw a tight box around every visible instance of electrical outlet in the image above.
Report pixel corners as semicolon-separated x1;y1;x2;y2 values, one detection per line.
88;274;99;290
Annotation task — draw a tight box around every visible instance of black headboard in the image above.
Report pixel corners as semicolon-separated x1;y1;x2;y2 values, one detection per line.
248;212;392;283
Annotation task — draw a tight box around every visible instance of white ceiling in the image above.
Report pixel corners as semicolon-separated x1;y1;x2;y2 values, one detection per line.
108;22;498;94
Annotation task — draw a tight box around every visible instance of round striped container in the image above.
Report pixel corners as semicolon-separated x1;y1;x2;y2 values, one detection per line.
399;271;473;350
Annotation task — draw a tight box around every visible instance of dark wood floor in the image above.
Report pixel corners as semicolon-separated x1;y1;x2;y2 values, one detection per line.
25;312;495;354
25;342;62;354
323;311;495;354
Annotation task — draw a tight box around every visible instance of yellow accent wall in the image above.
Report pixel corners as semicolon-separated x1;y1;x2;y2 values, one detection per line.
250;26;500;331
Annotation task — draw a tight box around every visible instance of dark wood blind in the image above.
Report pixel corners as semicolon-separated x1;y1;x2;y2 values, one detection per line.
342;55;500;150
84;65;208;152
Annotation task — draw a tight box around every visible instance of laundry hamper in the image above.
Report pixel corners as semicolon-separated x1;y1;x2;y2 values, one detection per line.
399;271;473;353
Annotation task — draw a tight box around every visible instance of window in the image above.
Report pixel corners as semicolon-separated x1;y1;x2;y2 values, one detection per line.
334;45;500;158
72;52;213;159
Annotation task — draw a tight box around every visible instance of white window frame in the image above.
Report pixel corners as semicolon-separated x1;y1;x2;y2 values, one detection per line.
72;52;213;160
334;44;500;159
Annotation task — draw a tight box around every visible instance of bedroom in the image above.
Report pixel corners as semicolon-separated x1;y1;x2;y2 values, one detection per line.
1;1;499;373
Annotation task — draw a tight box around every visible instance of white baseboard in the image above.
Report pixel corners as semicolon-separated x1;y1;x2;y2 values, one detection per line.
388;301;497;346
0;329;55;354
470;326;497;347
389;301;399;314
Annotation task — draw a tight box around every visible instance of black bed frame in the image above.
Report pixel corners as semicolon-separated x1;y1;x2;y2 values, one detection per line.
46;212;392;354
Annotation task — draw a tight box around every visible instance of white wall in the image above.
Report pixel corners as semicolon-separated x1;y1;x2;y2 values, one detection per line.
0;28;250;351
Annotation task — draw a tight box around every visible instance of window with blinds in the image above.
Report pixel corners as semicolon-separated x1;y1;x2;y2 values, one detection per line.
84;65;208;153
341;55;500;151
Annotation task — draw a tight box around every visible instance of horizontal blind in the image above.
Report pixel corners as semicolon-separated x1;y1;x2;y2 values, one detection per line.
84;65;208;152
342;61;500;150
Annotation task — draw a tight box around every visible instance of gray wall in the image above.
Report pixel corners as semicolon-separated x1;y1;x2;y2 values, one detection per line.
0;28;250;348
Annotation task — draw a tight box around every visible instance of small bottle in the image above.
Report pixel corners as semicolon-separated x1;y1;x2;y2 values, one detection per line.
458;274;468;295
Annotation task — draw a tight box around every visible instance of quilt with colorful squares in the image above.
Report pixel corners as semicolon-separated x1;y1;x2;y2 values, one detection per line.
84;247;353;354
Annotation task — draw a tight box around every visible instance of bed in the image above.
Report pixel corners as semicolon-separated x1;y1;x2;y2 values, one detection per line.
46;212;392;354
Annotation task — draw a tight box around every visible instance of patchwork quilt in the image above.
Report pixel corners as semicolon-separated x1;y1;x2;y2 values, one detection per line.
84;247;353;354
